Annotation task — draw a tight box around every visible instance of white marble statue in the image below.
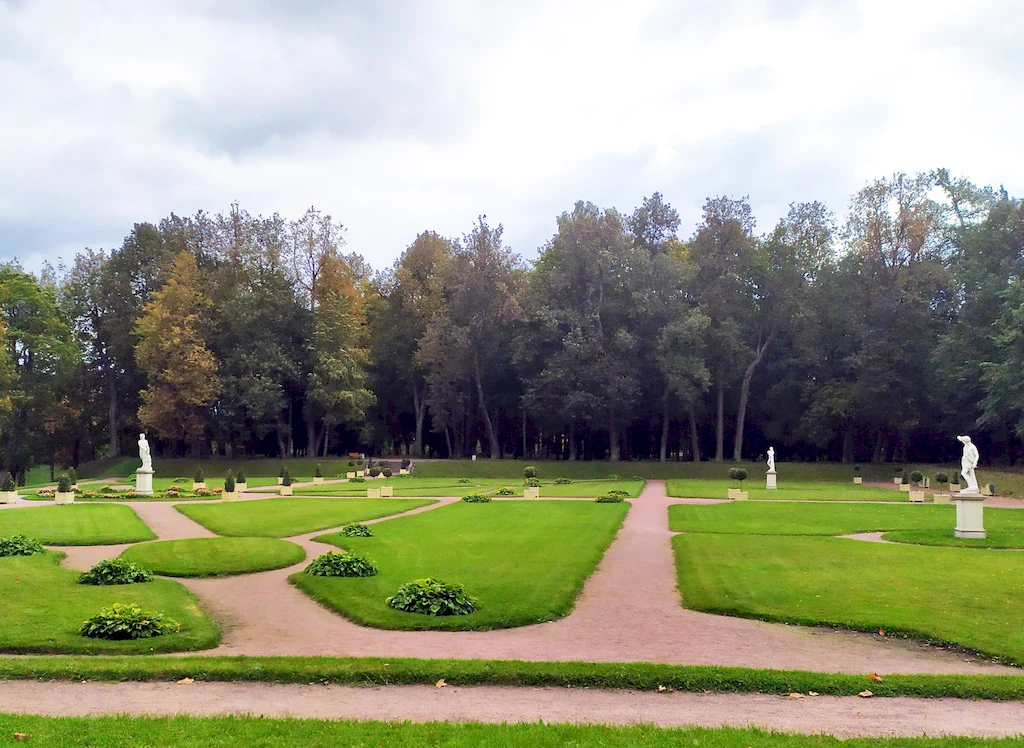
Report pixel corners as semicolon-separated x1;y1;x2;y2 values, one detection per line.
138;433;153;473
766;446;776;473
957;435;979;493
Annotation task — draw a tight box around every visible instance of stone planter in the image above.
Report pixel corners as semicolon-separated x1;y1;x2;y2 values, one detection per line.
933;493;950;504
381;486;394;498
346;472;356;479
193;482;206;491
399;469;409;476
236;482;247;492
909;489;925;503
899;483;910;492
222;491;239;502
0;491;17;504
277;477;284;485
367;488;381;498
853;477;863;484
55;491;75;505
279;486;293;496
312;476;324;485
727;488;748;500
524;487;540;499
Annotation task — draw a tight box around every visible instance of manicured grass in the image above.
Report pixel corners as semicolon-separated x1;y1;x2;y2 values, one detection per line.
0;552;219;654
4;654;1024;701
292;477;645;498
673;533;1024;664
0;716;1013;748
0;504;156;545
667;479;903;501
176;498;435;537
882;529;1024;549
295;500;628;630
121;538;305;577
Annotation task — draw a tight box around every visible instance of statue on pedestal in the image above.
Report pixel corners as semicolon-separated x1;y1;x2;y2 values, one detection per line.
766;446;776;473
956;435;980;494
138;433;153;473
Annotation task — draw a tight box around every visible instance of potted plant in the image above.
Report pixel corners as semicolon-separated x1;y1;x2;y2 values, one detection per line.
853;465;862;485
381;467;394;497
893;466;903;485
0;472;17;503
279;467;293;496
222;470;238;501
55;473;75;505
236;468;247;492
899;470;910;492
400;458;411;475
985;482;996;497
313;463;325;485
727;467;748;500
950;469;962;492
908;470;925;502
193;467;206;491
278;465;285;485
369;466;382;479
68;467;78;490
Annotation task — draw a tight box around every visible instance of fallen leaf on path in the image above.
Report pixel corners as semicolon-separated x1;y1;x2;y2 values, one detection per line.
808;691;819;696
858;690;873;698
176;677;194;685
788;693;805;699
870;673;883;682
435;679;447;688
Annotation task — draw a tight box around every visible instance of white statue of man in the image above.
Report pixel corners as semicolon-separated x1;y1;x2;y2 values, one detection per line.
766;446;776;472
138;433;152;473
957;435;979;493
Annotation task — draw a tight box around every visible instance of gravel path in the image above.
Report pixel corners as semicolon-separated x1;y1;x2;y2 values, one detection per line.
1;681;1022;738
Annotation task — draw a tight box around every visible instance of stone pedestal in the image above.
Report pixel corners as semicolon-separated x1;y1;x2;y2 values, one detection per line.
766;470;777;490
954;494;985;539
135;469;154;495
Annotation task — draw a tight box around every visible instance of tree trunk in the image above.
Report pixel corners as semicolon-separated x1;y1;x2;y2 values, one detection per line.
609;413;620;462
660;385;670;463
714;383;725;462
521;410;527;459
842;429;853;463
733;332;775;463
444;425;453;458
689;406;701;462
306;421;317;459
569;421;577;461
473;352;499;458
107;376;119;458
872;430;886;463
321;426;329;457
412;380;425;457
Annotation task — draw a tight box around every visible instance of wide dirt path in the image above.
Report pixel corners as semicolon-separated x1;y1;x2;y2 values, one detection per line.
170;482;1015;674
1;681;1022;738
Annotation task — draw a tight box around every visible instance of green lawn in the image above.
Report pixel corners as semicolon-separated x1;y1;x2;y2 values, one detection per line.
293;476;644;498
0;716;1011;748
0;551;219;654
673;532;1024;664
176;498;435;537
882;528;1024;549
0;504;156;545
667;479;904;502
121;538;305;577
294;500;628;630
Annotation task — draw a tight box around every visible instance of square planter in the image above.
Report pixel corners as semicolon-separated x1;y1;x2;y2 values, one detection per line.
279;486;293;496
312;476;324;485
381;486;394;498
909;490;925;503
933;493;950;504
55;491;75;505
899;483;910;492
399;469;409;476
924;478;931;488
727;488;748;500
277;477;284;485
346;472;356;479
361;470;368;477
367;488;381;498
524;487;540;499
893;477;902;485
950;483;961;492
0;491;18;504
982;485;995;496
222;491;239;502
853;477;863;484
236;482;247;492
193;482;206;491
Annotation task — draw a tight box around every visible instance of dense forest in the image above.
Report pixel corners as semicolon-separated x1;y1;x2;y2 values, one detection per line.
2;169;1023;480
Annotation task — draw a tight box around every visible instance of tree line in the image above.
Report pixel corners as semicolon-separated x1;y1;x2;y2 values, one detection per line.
2;169;1023;480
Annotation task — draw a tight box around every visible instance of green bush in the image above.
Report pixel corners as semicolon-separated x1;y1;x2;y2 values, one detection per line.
368;467;382;478
605;489;629;499
57;473;72;493
461;494;491;503
523;465;537;479
554;477;572;485
951;469;961;483
281;468;292;487
67;467;77;485
340;523;373;537
935;472;949;484
172;477;189;484
901;471;909;485
0;472;15;491
909;470;924;484
0;535;45;557
305;551;378;577
348;461;355;467
386;577;478;616
727;467;740;481
595;494;624;503
401;458;411;469
224;470;235;493
349;476;366;483
853;465;861;475
524;477;541;487
734;468;748;483
382;467;393;479
194;467;204;483
895;465;904;475
79;603;181;640
495;487;516;496
236;468;246;483
279;465;286;478
78;558;153;586
315;463;324;478
457;478;471;484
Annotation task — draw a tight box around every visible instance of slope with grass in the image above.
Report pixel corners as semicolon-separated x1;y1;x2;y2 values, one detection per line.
0;504;156;545
0;551;218;654
667;479;902;502
294;500;628;630
177;498;434;537
120;538;305;577
292;477;644;498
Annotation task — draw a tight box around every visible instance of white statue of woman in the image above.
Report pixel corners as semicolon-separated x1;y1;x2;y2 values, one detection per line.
766;446;776;473
138;433;152;472
957;435;979;493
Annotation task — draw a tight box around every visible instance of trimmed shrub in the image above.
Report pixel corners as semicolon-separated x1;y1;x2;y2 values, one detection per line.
595;494;624;503
79;603;181;640
386;578;478;616
734;468;748;484
349;476;366;483
79;558;153;586
524;477;541;488
224;470;235;493
909;470;924;484
401;458;411;469
951;469;962;483
457;478;471;484
461;494;491;503
348;461;355;467
901;471;909;485
727;467;740;481
305;551;378;577
279;465;286;478
495;487;515;496
340;522;373;537
194;467;204;483
67;467;77;485
57;474;72;493
1;472;15;491
368;467;382;478
172;477;189;484
281;468;292;487
382;467;393;479
523;466;538;479
935;472;950;485
553;477;572;485
0;535;44;557
853;465;861;475
236;468;246;483
315;463;324;478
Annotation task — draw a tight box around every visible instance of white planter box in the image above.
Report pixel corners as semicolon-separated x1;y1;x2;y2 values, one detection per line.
924;478;931;488
55;491;75;505
222;491;239;502
909;490;925;503
381;486;394;498
346;472;356;479
367;488;381;498
236;482;247;492
853;477;863;484
313;476;324;485
899;483;910;492
893;477;902;485
279;486;293;496
524;487;540;499
0;491;18;504
278;477;284;485
193;482;206;491
933;493;950;504
982;485;994;496
950;484;961;492
361;470;368;477
399;469;409;475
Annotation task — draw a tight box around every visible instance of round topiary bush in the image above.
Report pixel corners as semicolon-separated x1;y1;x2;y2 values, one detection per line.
305;551;378;577
909;470;924;484
348;461;355;467
733;468;748;483
57;473;72;493
461;494;491;503
935;472;950;485
315;463;324;478
895;466;904;475
224;470;236;493
1;472;15;491
340;522;373;537
727;467;740;481
853;465;861;475
369;467;382;478
79;603;181;640
78;558;153;586
386;577;478;616
0;535;45;557
382;467;393;479
524;466;538;479
595;494;624;503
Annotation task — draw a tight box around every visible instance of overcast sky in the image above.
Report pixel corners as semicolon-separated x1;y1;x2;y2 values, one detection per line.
2;0;1022;271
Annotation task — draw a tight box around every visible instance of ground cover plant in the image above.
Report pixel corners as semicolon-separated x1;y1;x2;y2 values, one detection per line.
0;534;44;556
120;538;305;577
295;500;628;630
0;716;1012;748
0;504;156;545
668;478;906;502
339;522;373;537
673;532;1024;664
79;602;181;640
0;551;218;654
305;551;378;577
386;577;478;615
176;498;433;537
78;558;153;585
